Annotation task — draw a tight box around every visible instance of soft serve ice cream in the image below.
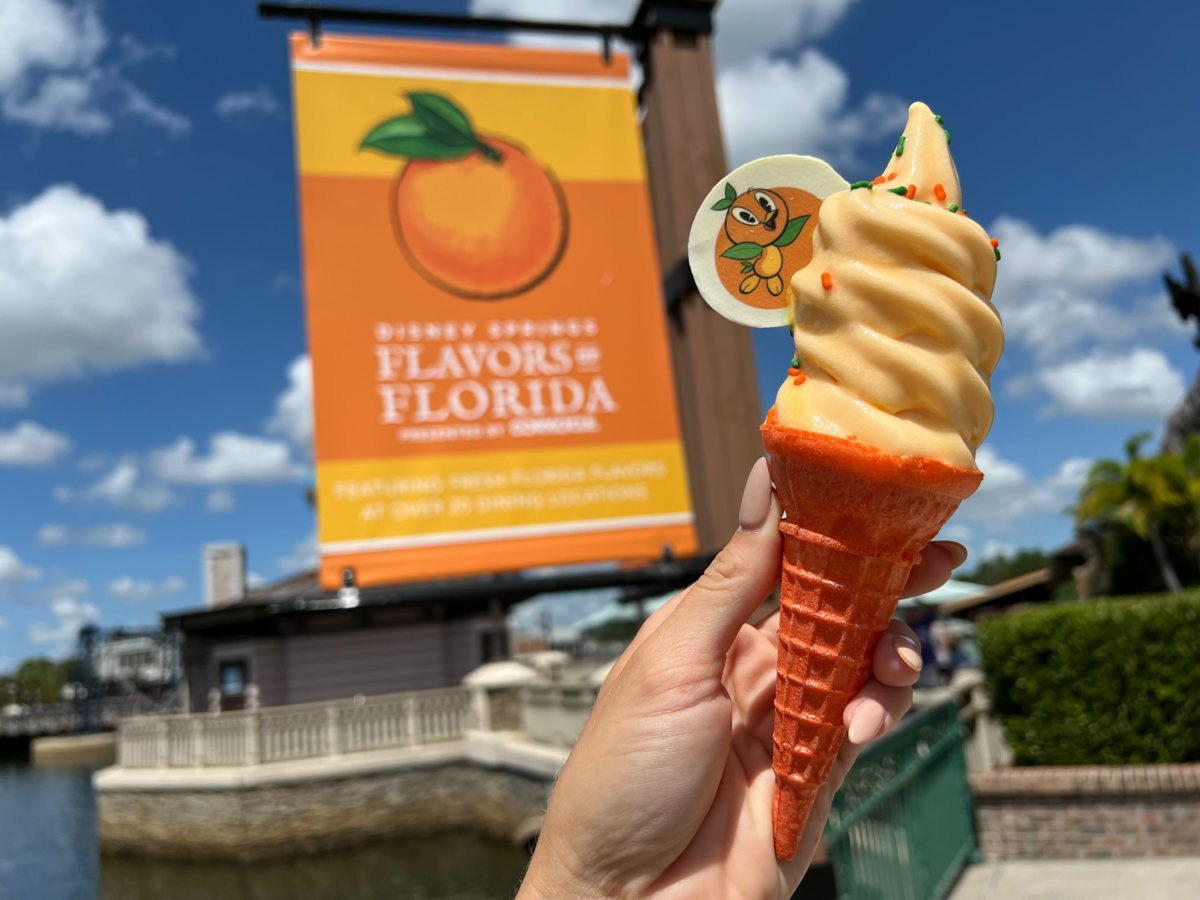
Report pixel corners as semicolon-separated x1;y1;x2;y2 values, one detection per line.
772;101;1003;469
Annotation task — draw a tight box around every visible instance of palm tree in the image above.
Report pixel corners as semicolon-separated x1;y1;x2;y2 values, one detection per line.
1074;433;1193;594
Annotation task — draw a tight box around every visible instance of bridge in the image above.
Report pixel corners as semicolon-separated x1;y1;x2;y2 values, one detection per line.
0;698;132;738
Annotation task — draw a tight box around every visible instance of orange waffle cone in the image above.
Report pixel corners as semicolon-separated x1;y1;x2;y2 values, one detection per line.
761;411;982;860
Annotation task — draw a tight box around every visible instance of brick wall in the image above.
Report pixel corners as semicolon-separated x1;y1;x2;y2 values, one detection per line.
971;765;1200;860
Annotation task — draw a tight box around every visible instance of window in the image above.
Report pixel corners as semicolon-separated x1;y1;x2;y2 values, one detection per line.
219;661;247;696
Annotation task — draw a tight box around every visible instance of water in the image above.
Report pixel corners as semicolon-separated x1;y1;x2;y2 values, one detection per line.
0;760;531;900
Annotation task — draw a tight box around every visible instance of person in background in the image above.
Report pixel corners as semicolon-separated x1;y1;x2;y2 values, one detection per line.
930;616;955;686
518;459;966;899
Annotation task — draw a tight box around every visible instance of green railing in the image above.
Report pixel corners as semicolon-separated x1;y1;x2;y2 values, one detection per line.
825;701;977;900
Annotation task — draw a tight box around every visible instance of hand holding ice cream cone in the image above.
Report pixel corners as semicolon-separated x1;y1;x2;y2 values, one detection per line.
688;101;1004;860
520;459;962;899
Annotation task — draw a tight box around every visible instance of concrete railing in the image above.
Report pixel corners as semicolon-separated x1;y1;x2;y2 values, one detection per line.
911;669;1011;773
118;687;476;769
521;683;599;747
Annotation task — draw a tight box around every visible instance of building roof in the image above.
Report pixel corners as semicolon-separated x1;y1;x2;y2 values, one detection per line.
897;578;988;610
163;556;712;635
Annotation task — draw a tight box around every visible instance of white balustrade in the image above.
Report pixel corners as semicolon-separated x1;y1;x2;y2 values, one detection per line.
522;684;597;747
116;687;475;769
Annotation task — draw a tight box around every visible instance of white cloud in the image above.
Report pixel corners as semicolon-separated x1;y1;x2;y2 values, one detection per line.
0;546;40;583
277;530;318;573
78;453;109;472
39;522;145;548
151;432;306;484
980;540;1016;562
215;86;279;118
267;355;313;453
958;448;1093;530
121;82;190;136
0;0;187;136
1023;347;1186;421
58;459;177;513
990;217;1178;359
0;383;30;408
0;421;70;465
205;488;236;513
712;0;857;68
471;0;889;168
107;574;184;601
0;0;105;91
37;524;68;546
247;571;267;589
4;72;109;133
718;50;904;167
0;185;203;399
28;595;100;653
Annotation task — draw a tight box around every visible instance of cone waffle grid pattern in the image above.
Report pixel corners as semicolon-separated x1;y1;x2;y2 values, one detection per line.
771;523;913;856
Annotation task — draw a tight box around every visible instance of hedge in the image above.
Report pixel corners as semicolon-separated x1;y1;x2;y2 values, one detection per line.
978;591;1200;766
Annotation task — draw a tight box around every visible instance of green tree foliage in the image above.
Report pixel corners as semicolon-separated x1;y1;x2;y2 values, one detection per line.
1074;433;1200;594
7;658;76;704
980;591;1200;765
961;548;1050;586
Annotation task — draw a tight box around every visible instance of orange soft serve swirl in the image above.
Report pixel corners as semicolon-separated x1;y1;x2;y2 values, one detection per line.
774;101;1003;469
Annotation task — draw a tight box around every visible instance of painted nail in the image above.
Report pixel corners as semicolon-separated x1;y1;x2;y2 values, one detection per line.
893;635;923;672
738;458;772;532
935;540;968;569
847;702;886;745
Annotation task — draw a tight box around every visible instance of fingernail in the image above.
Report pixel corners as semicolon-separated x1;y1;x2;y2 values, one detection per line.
847;702;885;745
935;541;968;569
892;635;923;672
738;458;772;532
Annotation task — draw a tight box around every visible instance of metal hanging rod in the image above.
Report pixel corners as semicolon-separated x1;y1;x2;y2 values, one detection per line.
257;2;713;49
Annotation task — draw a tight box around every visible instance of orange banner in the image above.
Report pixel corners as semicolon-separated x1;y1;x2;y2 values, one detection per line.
290;34;696;588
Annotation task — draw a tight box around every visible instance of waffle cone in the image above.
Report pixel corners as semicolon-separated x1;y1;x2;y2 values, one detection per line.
761;411;982;860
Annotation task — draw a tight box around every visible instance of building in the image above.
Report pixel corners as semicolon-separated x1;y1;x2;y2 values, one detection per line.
165;543;701;712
96;635;173;687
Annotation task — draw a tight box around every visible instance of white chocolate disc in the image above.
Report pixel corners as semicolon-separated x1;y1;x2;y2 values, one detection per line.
687;155;848;328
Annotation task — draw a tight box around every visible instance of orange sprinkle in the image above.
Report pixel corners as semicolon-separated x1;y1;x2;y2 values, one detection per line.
906;184;916;200
821;272;833;290
934;183;947;201
872;175;885;185
788;367;800;376
793;373;807;385
886;172;898;181
990;238;1000;248
957;209;968;216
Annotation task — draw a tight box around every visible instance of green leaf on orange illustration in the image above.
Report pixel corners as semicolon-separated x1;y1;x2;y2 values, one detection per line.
408;92;476;144
722;242;764;260
773;215;810;248
361;116;478;158
361;92;501;161
711;182;737;211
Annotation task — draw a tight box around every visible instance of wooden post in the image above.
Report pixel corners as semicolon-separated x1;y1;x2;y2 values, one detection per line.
637;0;764;554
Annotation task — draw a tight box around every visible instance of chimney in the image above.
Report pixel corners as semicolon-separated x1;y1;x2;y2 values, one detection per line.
204;543;246;608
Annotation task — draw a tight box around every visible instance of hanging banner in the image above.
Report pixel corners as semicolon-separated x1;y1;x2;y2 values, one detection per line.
290;34;696;588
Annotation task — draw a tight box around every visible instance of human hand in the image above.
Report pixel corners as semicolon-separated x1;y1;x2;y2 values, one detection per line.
518;458;963;899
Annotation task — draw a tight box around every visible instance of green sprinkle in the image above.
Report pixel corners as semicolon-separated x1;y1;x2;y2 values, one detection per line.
994;248;1002;261
887;186;908;196
934;114;944;124
948;203;959;212
850;180;874;190
894;135;906;157
790;356;800;368
944;129;952;145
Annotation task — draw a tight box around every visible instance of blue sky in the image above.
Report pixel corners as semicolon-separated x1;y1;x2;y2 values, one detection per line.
1;0;1198;666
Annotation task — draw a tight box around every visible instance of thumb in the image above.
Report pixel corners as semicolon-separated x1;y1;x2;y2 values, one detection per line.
651;458;781;665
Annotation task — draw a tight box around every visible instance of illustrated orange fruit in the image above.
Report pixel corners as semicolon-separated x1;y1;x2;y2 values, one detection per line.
363;92;568;299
